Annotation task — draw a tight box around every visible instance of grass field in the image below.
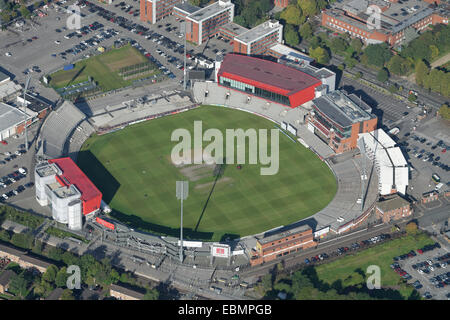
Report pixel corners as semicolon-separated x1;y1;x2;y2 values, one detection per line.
49;44;158;91
315;232;435;299
77;106;337;241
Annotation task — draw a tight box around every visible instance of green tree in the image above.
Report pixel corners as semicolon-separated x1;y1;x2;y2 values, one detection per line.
42;265;58;283
429;45;439;60
280;5;304;26
363;43;392;68
438;104;450;120
11;232;33;249
19;5;31;19
377;68;389;82
60;289;75;300
298;0;317;17
284;24;299;47
330;37;348;53
408;93;417;103
415;60;430;87
309;36;321;49
55;267;68;288
143;288;159;300
309;46;330;65
9;273;29;298
350;38;363;55
0;229;11;241
299;22;313;40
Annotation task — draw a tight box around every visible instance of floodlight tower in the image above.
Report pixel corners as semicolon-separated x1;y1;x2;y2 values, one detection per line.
176;181;189;263
180;20;191;91
22;75;31;151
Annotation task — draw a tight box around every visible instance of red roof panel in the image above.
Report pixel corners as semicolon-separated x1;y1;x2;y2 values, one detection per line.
217;54;321;95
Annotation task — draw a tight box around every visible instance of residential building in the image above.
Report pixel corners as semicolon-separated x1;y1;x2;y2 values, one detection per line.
233;20;283;56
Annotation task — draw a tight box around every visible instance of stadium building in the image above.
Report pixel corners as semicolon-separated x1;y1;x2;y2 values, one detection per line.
216;54;323;108
322;0;448;47
358;128;409;195
250;225;316;266
305;91;378;154
233;20;283;56
185;0;235;45
35;157;102;230
140;0;181;24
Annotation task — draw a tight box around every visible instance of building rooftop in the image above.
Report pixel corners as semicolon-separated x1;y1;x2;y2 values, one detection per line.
312;91;374;128
174;1;201;15
234;20;282;44
218;54;321;95
270;43;315;64
53;184;80;199
36;162;60;178
376;195;410;213
0;102;31;133
0;270;15;287
110;283;145;300
0;69;10;83
258;224;311;245
187;0;233;23
219;22;248;36
48;157;102;204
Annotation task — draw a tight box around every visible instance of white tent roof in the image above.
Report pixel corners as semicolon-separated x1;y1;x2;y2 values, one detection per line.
388;147;408;167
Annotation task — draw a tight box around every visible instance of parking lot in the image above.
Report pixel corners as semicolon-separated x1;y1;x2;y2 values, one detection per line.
392;242;450;300
0;123;39;208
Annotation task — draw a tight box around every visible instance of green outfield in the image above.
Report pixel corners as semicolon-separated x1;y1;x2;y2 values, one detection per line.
77;106;337;241
48;44;159;91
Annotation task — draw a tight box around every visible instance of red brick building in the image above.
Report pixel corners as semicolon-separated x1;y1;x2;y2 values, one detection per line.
375;194;413;223
140;0;181;24
306;91;378;154
274;0;289;9
251;225;316;266
186;0;235;45
322;0;448;47
233;20;283;56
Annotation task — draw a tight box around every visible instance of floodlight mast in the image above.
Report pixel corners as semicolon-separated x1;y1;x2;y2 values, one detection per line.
181;20;190;91
176;181;189;263
22;75;31;151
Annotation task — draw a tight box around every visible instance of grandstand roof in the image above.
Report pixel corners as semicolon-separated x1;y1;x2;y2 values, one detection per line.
48;157;102;204
218;54;321;95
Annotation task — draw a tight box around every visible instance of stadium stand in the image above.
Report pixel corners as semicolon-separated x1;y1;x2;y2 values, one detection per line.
67;120;95;161
40;100;85;159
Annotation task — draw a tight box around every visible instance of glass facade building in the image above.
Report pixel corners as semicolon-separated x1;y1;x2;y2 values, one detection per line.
219;76;290;106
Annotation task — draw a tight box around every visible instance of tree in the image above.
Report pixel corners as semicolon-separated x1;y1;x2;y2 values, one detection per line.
330;37;348;53
48;247;63;261
388;84;399;94
405;221;418;234
11;232;33;249
298;0;317;17
19;5;31;19
42;265;58;283
438;104;450;120
284;24;299;47
408;93;417;102
387;55;412;76
309;36;321;50
363;43;392;68
354;71;363;79
280;5;304;26
0;229;11;242
429;45;439;60
143;288;159;300
309;46;330;65
33;279;53;297
55;267;68;288
377;68;389;82
415;60;429;87
9;273;29;298
299;22;313;40
60;289;75;300
350;38;363;55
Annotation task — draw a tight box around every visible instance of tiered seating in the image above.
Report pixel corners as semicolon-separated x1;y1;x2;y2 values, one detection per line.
41;101;85;158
